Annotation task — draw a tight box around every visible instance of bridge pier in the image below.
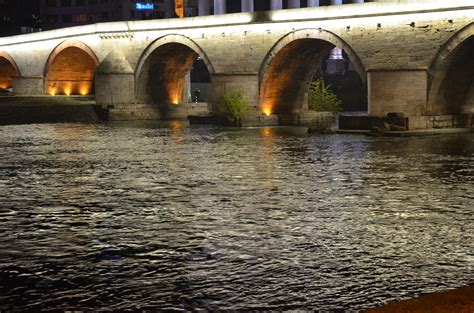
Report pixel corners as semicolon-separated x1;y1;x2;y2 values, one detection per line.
95;51;135;110
209;73;281;126
12;76;43;96
210;73;259;111
368;70;427;117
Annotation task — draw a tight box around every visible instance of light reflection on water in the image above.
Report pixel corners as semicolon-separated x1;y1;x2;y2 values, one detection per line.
0;122;472;311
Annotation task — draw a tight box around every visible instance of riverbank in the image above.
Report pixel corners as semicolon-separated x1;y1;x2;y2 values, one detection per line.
365;285;474;313
1;98;473;136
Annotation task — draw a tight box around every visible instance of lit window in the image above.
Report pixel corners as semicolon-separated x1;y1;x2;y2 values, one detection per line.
73;14;87;23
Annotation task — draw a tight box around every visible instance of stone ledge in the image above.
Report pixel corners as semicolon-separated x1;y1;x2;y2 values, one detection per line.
0;95;95;106
0;103;105;125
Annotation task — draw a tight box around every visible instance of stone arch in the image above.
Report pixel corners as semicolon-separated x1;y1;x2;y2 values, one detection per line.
427;23;474;115
259;28;366;115
44;40;99;95
135;34;214;107
0;51;21;90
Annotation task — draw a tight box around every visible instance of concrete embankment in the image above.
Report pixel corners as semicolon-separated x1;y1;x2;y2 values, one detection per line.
0;96;107;125
365;285;474;313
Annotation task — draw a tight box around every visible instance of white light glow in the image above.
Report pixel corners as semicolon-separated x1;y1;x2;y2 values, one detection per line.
244;8;474;40
271;0;474;22
0;1;471;48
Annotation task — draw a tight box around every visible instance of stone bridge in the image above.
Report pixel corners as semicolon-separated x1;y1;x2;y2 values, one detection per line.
0;0;473;129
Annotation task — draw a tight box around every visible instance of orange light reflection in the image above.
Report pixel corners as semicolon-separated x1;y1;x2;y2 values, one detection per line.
261;127;275;138
170;120;184;130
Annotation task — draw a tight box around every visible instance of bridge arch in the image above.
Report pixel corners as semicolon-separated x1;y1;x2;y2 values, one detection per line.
0;51;21;90
427;23;474;115
135;34;214;108
259;28;366;116
44;40;99;96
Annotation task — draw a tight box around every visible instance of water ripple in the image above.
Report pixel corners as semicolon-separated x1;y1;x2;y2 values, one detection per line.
0;123;472;311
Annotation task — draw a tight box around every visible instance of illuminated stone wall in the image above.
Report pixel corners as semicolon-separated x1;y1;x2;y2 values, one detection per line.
136;43;198;106
0;56;18;89
260;39;334;115
46;46;98;96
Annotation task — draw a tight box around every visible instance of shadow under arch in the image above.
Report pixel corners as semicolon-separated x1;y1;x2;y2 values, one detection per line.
0;51;21;90
427;23;474;115
259;28;367;115
44;40;100;95
135;34;215;108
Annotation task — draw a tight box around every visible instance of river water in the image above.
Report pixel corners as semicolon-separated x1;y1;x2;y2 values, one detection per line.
0;121;472;311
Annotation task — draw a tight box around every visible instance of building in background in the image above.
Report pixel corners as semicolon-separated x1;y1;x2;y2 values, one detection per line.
178;0;369;17
7;0;371;35
174;0;185;17
40;0;175;30
0;0;41;37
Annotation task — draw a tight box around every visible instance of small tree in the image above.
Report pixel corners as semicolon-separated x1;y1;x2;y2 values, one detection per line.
308;79;342;113
218;90;249;123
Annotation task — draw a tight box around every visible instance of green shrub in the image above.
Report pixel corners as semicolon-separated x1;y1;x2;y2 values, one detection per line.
218;90;249;122
308;79;342;113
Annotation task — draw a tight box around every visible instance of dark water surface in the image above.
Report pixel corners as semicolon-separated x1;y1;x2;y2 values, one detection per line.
0;122;472;311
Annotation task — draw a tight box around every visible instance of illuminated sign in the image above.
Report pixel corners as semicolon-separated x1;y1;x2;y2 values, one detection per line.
136;2;154;10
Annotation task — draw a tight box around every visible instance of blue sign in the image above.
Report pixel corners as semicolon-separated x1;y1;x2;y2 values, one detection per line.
136;2;154;10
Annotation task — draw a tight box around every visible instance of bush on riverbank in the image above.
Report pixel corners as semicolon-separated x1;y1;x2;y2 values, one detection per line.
308;79;342;113
218;90;249;124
